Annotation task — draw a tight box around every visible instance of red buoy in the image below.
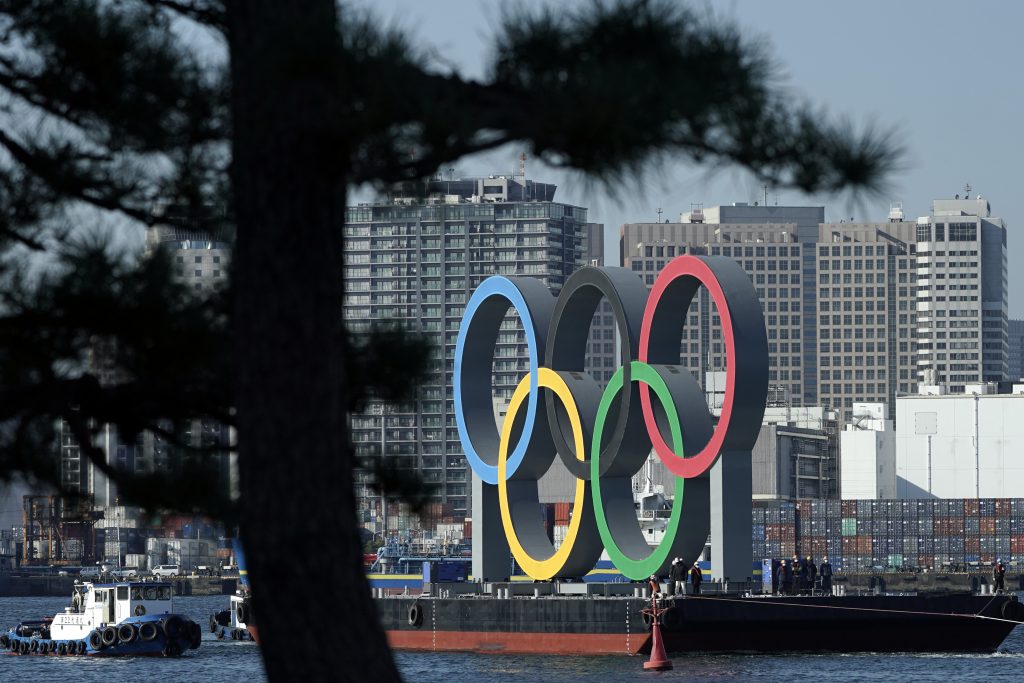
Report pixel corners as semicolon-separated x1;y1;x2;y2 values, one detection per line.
641;591;673;671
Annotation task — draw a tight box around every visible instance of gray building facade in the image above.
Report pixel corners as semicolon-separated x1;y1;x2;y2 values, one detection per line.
61;220;235;506
622;196;1009;419
914;197;1008;389
1010;319;1024;382
345;176;595;531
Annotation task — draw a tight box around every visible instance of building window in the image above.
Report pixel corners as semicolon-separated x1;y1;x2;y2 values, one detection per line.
916;223;931;242
195;270;202;277
949;222;976;241
195;256;202;263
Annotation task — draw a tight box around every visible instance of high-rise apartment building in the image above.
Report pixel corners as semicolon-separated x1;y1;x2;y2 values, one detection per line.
1010;319;1024;381
345;175;595;528
60;220;235;505
914;197;1008;389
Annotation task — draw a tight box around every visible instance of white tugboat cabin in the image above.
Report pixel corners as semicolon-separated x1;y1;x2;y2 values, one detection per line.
50;582;174;641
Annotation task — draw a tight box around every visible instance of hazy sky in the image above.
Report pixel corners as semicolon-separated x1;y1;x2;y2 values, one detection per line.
354;0;1024;317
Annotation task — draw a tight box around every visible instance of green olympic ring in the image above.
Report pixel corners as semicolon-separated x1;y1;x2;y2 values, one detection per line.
591;361;686;579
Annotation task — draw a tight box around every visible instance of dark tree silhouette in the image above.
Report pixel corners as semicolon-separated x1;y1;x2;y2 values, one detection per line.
0;0;899;679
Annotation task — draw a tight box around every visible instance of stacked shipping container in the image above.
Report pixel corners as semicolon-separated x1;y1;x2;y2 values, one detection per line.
752;499;1024;571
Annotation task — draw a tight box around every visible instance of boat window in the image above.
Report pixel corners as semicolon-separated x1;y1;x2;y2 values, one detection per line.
144;587;158;600
132;587;143;600
158;586;172;600
117;586;129;601
96;590;106;603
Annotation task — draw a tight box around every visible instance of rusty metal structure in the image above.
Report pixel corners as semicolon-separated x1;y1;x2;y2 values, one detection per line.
21;495;97;565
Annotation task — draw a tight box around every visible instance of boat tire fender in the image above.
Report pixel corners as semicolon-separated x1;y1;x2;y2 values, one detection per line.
163;615;183;639
188;621;201;649
139;622;158;642
408;603;423;628
88;630;103;650
235;602;249;625
163;640;181;657
77;640;87;655
118;623;137;644
29;639;38;653
20;640;29;655
101;625;118;647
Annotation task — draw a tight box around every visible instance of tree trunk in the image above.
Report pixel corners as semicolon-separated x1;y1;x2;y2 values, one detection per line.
226;2;400;680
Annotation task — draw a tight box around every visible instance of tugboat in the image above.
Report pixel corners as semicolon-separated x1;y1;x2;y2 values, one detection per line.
210;538;258;643
210;590;257;642
1;580;202;657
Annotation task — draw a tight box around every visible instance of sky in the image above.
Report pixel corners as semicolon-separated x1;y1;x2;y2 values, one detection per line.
353;0;1024;317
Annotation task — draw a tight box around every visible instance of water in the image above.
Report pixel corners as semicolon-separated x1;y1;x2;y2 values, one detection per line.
1;596;1020;682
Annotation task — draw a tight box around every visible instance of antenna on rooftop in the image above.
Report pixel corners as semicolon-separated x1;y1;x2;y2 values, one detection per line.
964;182;972;195
517;152;529;200
656;207;663;223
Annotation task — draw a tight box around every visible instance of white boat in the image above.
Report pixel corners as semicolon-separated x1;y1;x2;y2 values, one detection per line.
2;580;202;657
210;590;257;642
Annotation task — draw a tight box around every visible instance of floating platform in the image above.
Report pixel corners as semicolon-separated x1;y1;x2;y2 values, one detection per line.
375;589;1024;656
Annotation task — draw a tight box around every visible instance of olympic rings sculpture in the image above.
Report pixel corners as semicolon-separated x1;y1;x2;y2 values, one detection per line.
454;255;768;580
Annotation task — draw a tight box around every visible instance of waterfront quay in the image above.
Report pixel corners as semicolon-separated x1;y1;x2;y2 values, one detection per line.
0;573;237;598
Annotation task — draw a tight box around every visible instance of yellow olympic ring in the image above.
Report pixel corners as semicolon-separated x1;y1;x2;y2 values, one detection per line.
497;368;586;580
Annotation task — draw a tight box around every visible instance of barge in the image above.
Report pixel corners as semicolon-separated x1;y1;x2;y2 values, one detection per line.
375;587;1024;655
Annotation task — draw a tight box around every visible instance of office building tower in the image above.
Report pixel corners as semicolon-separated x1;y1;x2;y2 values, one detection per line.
623;196;1009;418
582;222;617;388
345;175;593;527
145;221;231;294
914;196;1008;389
622;202;920;422
1010;319;1024;381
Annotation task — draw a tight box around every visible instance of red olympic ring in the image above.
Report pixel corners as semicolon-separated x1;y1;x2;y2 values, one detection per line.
639;256;736;478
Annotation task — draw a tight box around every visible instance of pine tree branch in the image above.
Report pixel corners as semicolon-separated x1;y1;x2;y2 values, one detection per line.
142;0;226;31
0;128;155;225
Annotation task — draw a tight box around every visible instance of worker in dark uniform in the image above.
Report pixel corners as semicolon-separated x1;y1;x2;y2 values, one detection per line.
668;557;685;597
793;554;808;593
806;556;817;593
771;558;781;595
689;561;703;595
994;559;1006;593
779;559;793;595
819;556;833;594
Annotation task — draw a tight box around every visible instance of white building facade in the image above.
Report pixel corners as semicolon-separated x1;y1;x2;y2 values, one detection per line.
895;385;1024;498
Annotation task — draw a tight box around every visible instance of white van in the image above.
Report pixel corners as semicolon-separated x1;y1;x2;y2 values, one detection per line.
152;564;180;578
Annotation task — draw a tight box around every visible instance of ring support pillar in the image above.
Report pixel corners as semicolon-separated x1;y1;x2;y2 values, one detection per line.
472;472;510;582
710;450;753;583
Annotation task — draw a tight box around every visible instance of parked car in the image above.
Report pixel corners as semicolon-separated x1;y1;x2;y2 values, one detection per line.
110;567;139;579
79;566;101;579
152;564;180;578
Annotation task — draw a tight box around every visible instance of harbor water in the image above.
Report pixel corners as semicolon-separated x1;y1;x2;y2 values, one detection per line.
1;596;1021;681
